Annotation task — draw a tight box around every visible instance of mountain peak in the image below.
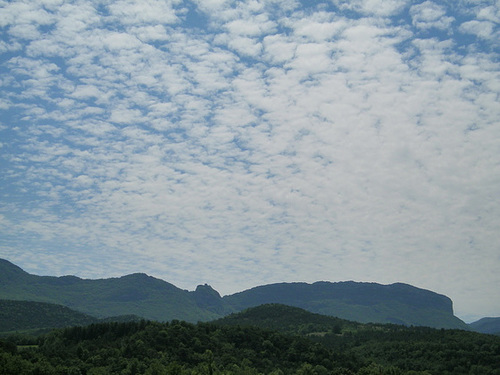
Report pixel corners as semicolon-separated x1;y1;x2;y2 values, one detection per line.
0;259;30;285
193;284;228;315
195;283;221;296
0;258;27;271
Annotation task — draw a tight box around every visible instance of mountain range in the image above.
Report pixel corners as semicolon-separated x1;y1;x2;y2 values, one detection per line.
0;258;487;331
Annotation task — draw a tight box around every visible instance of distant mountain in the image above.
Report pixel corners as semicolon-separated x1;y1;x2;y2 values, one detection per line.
0;299;141;334
0;259;226;322
469;317;500;335
223;281;468;329
0;259;467;329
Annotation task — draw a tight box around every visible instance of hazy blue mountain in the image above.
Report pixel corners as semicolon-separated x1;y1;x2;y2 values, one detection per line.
0;259;467;328
223;281;468;329
0;259;222;322
469;317;500;335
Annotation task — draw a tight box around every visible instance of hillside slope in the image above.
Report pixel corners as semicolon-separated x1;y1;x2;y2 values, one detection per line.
0;300;141;334
214;303;361;335
0;300;97;333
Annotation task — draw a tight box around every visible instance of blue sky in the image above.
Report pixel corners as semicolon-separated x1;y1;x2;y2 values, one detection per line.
0;0;499;322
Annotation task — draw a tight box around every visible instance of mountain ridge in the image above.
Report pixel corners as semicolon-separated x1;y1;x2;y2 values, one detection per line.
468;317;500;335
0;258;468;329
222;280;465;329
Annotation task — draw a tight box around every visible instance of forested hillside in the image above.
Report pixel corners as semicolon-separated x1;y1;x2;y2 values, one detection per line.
0;300;141;335
214;303;359;335
1;320;357;374
1;305;500;374
218;304;500;373
0;300;97;334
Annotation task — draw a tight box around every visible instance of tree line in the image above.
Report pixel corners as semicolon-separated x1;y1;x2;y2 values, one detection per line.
1;316;500;374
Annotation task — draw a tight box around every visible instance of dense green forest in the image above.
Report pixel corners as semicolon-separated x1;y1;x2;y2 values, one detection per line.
0;300;96;333
1;304;500;374
0;300;142;336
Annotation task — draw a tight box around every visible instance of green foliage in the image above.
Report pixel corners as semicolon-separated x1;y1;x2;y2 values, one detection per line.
0;319;353;374
217;304;500;374
0;300;97;333
1;304;500;375
0;299;144;335
215;304;354;336
314;325;500;374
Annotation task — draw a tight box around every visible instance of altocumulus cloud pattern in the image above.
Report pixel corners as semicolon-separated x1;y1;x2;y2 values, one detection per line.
0;0;499;322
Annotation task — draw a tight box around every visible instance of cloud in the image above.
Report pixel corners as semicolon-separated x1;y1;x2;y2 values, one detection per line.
263;34;296;64
225;18;275;37
0;0;499;320
0;2;54;29
477;4;500;23
410;1;455;31
291;13;346;42
108;0;181;25
459;19;496;39
332;0;409;17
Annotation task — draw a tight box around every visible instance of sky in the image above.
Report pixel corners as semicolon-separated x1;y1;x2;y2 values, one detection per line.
0;0;499;323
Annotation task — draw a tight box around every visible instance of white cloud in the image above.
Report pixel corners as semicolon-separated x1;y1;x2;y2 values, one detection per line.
0;0;499;321
71;85;103;100
477;5;500;23
292;14;346;42
263;35;296;64
108;0;181;25
226;35;263;57
410;1;455;30
129;25;170;42
109;106;143;124
102;32;143;50
225;18;275;36
287;42;333;75
8;23;42;40
0;2;54;28
332;0;409;17
459;19;496;39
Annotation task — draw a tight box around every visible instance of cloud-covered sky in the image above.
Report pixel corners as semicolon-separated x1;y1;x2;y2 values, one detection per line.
1;0;499;322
